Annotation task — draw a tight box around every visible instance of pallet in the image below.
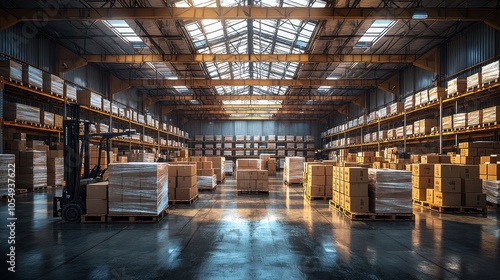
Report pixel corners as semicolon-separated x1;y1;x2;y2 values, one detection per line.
487;201;500;209
14;120;43;127
429;205;487;214
34;184;63;190
169;194;199;205
107;208;168;223
27;84;43;91
482;79;499;87
81;214;107;223
198;186;216;192
305;194;330;201
329;201;414;221
453;127;466;131
283;181;302;186
237;190;269;195
466;125;481;130
482;122;497;127
446;92;460;98
412;199;431;208
7;77;23;85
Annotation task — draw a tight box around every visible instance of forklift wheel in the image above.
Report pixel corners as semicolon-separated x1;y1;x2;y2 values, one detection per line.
62;204;83;223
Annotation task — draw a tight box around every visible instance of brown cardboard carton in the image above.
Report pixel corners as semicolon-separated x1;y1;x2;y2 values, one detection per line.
248;170;259;180
168;177;177;189
256;180;269;190
487;175;500;180
434;164;460;178
177;175;197;188
309;185;324;197
344;182;368;197
177;164;196;177
191;185;198;197
412;188;427;201
333;191;340;204
345;196;369;212
459;165;480;179
86;199;108;214
309;175;325;186
309;165;325;175
434;177;461;192
197;169;214;176
479;164;488;175
325;185;332;197
333;180;340;192
257;170;269;180
412;176;433;189
426;189;434;203
324;165;333;176
168;188;175;201
434;191;461;206
461;178;482;193
463;193;486;207
412;164;434;177
339;180;345;194
201;161;213;169
339;193;345;207
175;188;191;200
344;167;368;182
480;156;498;164
87;182;108;199
236;170;250;180
487;164;500;176
325;176;332;187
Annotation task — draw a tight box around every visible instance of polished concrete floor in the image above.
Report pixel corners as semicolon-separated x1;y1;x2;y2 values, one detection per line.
1;172;500;279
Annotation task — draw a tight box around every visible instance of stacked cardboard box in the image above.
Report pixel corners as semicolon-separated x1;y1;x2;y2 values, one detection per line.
442;116;453;130
447;79;467;96
108;163;169;215
481;60;499;84
17;150;47;190
22;65;43;88
467;72;482;89
0;60;23;82
64;83;77;101
236;169;269;191
0;154;15;196
356;151;375;164
411;164;434;202
467;110;483;127
42;73;64;97
283;157;305;184
429;87;445;102
127;150;154;162
47;150;64;186
482;106;500;124
453;113;468;128
368;169;412;213
77;90;102;109
86;182;108;215
304;164;327;198
432;164;484;207
458;141;500;165
190;157;216;189
268;158;277;176
332;167;369;212
4;102;41;123
206;156;226;182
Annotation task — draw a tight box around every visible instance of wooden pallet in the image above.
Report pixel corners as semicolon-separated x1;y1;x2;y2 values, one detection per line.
15;120;42;127
482;79;499;87
466;125;481;130
305;194;330;201
169;194;199;205
7;78;23;85
198;186;216;192
329;201;414;221
237;190;269;195
81;214;107;223
107;208;168;223
482;122;497;127
487;201;500;209
429;205;487;214
283;181;302;186
27;84;43;91
446;92;460;98
412;199;431;208
453;127;466;131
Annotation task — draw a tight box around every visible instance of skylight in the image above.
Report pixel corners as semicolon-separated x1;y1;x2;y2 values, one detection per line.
104;20;146;47
222;100;282;106
355;20;396;48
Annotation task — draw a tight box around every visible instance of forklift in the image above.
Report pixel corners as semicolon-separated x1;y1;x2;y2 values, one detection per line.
53;104;134;223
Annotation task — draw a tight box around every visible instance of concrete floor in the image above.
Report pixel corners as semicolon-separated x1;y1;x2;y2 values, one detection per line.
1;173;499;280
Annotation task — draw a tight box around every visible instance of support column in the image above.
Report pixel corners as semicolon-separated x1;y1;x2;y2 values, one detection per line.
0;77;4;154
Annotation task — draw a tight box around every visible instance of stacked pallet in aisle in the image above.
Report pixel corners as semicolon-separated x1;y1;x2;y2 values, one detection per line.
47;149;64;187
283;156;305;185
42;72;64;97
190;156;216;190
107;163;169;220
369;169;413;215
0;154;15;196
4;102;41;124
17;150;47;191
168;164;198;204
304;164;330;200
411;164;434;202
126;150;154;162
206;156;226;182
0;60;23;83
482;180;500;205
82;182;108;222
236;169;269;193
331;167;371;218
22;64;43;89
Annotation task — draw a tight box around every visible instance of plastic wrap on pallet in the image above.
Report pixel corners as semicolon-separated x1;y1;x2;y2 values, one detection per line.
377;107;388;118
284;157;305;183
77;90;102;109
387;129;396;139
371;132;378;142
0;154;15;196
404;95;414;111
390;102;404;115
442;116;453;130
197;175;217;189
47;157;64;186
378;130;387;140
22;65;43;88
467;72;482;89
102;99;111;113
225;161;234;174
482;106;500;123
0;60;23;82
482;180;500;204
467;110;482;126
108;163;169;215
453;113;467;128
111;103;119;115
17;150;47;189
40;111;55;126
4;102;41;123
447;79;467;95
428;87;445;101
414;92;421;107
98;123;109;133
368;169;412;213
42;73;64;96
64;83;77;101
406;124;413;136
396;126;404;138
482;60;499;84
364;134;371;143
420;90;429;104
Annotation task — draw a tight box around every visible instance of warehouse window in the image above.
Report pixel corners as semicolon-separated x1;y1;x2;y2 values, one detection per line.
355;20;396;48
104;20;145;46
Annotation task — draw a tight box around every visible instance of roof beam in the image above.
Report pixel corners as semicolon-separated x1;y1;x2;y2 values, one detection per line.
1;7;496;23
178;110;329;115
150;94;355;102
129;78;379;87
171;104;337;110
82;54;419;64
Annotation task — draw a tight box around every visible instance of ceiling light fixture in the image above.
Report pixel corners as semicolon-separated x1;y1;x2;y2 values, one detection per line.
412;0;428;20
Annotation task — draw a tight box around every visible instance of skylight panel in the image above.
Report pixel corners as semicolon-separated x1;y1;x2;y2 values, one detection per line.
104;20;145;46
222;100;282;105
174;86;190;94
355;20;396;48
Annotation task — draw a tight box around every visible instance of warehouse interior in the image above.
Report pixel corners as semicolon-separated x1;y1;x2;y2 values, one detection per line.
0;0;500;278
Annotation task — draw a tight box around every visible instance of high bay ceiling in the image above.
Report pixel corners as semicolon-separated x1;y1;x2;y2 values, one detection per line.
1;0;499;120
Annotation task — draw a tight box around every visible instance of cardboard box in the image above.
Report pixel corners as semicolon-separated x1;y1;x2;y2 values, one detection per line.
345;196;369;212
168;188;175;201
461;178;482;193
168;177;176;189
177;175;197;188
87;182;108;199
434;164;460;178
344;167;368;182
480;156;498;164
412;176;433;189
309;175;325;186
412;188;427;201
325;176;333;187
412;164;434;177
480;164;488;175
459;165;480;179
434;191;461;206
421;155;440;164
177;164;196;177
487;163;500;176
257;170;269;180
325;185;332;197
197;169;214;176
256;180;269;190
463;193;486;207
344;182;368;197
309;165;325;175
175;188;191;200
434;177;461;192
309;185;325;197
487;175;500;180
333;191;340;204
426;189;434;203
86;199;108;214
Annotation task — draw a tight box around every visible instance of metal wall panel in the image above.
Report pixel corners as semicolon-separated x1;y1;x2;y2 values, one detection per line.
0;24;57;72
62;65;109;96
113;88;142;110
400;65;434;98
